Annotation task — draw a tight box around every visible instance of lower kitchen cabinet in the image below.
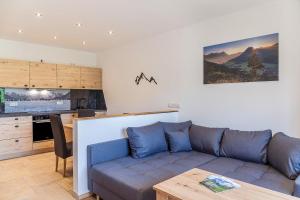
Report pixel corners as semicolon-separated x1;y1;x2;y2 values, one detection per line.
0;137;32;156
0;116;33;160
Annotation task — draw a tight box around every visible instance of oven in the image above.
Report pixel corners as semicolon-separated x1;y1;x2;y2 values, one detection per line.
32;115;54;142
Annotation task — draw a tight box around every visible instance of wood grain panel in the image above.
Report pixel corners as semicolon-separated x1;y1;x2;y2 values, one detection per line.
0;116;32;125
153;168;298;200
0;59;30;88
30;62;57;88
0;123;32;140
0;137;32;155
57;64;80;89
80;67;102;89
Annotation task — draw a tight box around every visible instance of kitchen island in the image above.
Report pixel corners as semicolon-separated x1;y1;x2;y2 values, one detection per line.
71;110;178;199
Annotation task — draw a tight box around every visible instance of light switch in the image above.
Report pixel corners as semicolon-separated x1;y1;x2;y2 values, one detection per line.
168;103;180;109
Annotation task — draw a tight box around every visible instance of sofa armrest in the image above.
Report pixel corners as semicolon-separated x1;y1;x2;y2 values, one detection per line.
87;138;130;191
87;138;130;168
294;175;300;198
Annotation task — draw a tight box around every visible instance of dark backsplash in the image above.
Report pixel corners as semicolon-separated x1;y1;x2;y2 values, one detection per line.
70;89;107;111
0;88;107;113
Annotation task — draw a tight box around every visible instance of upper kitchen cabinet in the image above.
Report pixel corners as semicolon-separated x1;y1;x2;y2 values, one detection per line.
29;62;57;88
80;67;102;89
57;64;81;89
0;59;30;88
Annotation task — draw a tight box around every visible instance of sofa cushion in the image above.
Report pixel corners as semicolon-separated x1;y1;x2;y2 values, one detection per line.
165;128;192;153
268;132;300;179
127;123;167;158
90;151;216;200
189;124;226;156
160;120;192;132
220;129;272;164
198;157;294;195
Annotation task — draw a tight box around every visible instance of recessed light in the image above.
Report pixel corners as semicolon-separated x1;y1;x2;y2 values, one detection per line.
18;29;23;34
53;36;57;40
76;23;82;27
35;12;43;17
108;30;113;35
82;41;86;45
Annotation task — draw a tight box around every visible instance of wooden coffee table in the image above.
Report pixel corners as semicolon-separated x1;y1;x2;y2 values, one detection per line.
153;168;297;200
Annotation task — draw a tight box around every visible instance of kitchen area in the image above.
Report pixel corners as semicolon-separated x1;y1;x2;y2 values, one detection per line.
0;58;106;160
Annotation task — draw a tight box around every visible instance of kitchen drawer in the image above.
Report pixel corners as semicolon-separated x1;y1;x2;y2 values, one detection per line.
0;116;32;125
0;137;32;155
0;123;32;140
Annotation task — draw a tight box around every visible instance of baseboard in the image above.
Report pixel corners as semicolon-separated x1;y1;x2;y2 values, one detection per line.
71;191;92;200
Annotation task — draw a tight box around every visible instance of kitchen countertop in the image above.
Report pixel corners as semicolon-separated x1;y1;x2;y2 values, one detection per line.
75;110;178;121
0;110;106;118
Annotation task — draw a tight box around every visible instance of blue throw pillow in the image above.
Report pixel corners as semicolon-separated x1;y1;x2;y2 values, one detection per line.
166;128;192;153
126;122;168;158
160;121;192;133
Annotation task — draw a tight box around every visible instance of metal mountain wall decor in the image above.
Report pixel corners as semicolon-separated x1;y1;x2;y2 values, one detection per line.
135;73;157;85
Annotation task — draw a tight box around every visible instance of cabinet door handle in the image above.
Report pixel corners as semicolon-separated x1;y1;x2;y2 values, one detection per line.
24;84;28;87
15;125;19;128
32;85;35;88
15;139;19;143
14;118;19;120
59;85;62;88
82;86;85;88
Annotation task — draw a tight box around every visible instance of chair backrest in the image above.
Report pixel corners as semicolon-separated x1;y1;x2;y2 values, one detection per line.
50;114;68;158
78;109;96;118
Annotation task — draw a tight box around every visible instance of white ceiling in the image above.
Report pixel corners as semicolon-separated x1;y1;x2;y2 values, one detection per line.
0;0;270;52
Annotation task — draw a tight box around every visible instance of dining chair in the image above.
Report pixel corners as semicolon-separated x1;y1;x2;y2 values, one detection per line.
50;114;72;177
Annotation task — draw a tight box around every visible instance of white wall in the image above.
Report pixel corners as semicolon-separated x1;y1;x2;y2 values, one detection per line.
0;39;96;66
97;0;300;137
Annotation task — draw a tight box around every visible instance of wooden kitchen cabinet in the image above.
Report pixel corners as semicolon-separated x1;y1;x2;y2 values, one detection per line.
0;116;33;160
29;62;57;88
57;64;81;89
80;67;102;89
0;59;30;88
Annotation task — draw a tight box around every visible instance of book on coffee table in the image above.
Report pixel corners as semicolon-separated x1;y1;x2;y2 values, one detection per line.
200;175;240;193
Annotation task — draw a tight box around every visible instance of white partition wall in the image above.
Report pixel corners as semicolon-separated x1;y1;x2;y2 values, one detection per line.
73;112;178;197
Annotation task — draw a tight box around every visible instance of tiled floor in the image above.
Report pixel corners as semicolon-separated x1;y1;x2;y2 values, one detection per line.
0;152;95;200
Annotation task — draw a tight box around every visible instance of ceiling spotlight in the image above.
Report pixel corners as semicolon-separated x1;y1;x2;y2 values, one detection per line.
53;36;57;40
108;30;113;35
82;41;86;45
35;12;43;17
18;29;23;34
76;23;82;27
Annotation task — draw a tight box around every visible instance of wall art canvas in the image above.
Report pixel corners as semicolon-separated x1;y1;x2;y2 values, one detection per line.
204;33;279;84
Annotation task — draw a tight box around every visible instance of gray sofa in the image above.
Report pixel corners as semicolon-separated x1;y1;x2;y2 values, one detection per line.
87;123;300;200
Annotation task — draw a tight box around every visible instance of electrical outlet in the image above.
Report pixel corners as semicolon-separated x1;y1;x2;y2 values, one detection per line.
168;103;180;109
56;101;63;105
9;102;18;107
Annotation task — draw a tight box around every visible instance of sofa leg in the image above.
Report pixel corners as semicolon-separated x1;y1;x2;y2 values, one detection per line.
96;195;100;200
63;158;67;177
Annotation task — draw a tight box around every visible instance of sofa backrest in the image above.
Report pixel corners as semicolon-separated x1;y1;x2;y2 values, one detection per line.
220;129;272;164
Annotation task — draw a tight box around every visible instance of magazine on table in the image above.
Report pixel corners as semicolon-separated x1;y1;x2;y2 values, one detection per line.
200;175;240;193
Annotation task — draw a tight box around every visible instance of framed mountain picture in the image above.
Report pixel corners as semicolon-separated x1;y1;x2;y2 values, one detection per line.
203;33;279;84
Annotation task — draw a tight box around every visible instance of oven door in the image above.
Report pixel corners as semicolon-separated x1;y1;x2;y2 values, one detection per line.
32;120;54;142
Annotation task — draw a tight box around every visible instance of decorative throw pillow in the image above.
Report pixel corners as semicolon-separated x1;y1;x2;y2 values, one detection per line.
268;132;300;179
165;128;192;153
220;129;272;164
126;122;168;158
160;121;192;132
189;124;226;156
